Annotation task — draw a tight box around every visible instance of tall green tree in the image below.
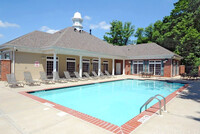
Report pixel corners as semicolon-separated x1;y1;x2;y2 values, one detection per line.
134;0;200;74
134;24;154;44
104;20;135;46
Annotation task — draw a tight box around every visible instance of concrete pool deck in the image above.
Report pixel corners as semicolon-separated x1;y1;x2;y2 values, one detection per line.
0;75;199;134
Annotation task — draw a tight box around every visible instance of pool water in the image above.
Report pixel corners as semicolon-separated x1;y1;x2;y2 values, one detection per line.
30;79;184;126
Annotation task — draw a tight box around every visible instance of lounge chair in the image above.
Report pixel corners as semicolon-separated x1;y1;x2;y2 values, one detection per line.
74;72;88;81
39;72;54;84
6;73;24;87
52;72;68;83
100;71;110;78
64;71;78;82
105;70;116;78
92;71;104;79
83;72;98;80
24;72;40;86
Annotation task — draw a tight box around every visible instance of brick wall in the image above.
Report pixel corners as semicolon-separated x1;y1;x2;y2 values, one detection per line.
125;60;131;75
164;59;172;77
1;60;11;81
179;65;185;74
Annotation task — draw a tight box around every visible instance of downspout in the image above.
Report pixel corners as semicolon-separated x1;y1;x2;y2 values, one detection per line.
12;47;16;74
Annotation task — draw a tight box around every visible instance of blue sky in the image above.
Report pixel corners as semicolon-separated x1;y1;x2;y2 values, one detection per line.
0;0;177;45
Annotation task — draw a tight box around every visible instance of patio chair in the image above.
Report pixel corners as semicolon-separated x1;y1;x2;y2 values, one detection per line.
64;71;78;82
74;72;88;81
24;72;40;86
100;71;110;78
105;70;116;78
83;72;98;80
6;73;24;87
92;71;104;79
39;72;54;84
52;72;68;83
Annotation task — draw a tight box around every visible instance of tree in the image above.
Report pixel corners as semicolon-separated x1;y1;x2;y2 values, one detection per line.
134;24;154;44
134;0;200;74
104;20;135;46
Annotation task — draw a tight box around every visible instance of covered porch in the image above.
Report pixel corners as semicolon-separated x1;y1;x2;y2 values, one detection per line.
44;48;126;80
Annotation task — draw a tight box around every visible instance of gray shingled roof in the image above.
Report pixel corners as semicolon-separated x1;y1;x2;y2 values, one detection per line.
0;27;180;59
43;27;124;56
1;31;53;48
121;43;180;59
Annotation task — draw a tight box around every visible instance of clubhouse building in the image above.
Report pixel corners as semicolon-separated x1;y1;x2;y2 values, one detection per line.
0;12;182;81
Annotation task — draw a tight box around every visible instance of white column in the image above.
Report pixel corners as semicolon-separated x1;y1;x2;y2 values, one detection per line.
123;59;125;75
79;56;82;77
12;48;15;74
53;52;57;80
98;57;101;76
112;59;115;75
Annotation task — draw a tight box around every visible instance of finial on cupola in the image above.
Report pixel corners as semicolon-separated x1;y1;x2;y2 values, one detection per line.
72;12;83;31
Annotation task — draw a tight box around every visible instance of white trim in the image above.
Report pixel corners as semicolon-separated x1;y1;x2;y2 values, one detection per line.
112;59;115;75
98;57;101;76
103;60;108;64
53;52;57;80
12;50;15;74
92;59;98;63
79;56;82;77
82;59;90;63
66;57;76;62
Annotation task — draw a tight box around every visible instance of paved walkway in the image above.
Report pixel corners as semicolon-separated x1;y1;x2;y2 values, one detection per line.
0;75;199;134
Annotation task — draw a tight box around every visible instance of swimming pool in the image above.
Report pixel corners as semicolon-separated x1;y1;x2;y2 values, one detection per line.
30;79;184;126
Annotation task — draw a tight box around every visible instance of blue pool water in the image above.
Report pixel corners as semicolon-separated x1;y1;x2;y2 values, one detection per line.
30;79;184;126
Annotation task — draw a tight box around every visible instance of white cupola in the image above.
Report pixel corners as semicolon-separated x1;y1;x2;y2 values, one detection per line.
72;12;83;30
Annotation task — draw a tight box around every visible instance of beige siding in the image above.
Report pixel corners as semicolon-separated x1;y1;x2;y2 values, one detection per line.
15;52;45;81
58;54;79;77
14;52;113;81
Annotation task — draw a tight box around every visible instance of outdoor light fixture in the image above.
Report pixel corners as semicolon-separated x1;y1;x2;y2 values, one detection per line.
163;59;168;63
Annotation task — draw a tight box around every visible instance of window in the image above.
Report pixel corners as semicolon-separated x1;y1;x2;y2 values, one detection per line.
133;61;143;74
66;58;76;74
4;53;10;59
103;61;108;73
82;59;90;73
92;59;98;74
46;57;58;76
155;64;161;75
149;60;161;75
149;64;154;74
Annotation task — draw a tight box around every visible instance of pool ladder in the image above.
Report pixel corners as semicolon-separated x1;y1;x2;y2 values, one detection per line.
140;94;166;115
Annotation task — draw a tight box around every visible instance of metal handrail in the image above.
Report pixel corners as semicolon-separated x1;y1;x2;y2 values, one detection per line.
140;94;167;115
154;94;166;111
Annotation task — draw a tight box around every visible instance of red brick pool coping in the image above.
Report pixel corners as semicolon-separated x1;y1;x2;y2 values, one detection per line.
19;80;189;134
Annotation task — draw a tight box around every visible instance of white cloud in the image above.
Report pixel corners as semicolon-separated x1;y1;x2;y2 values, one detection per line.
0;20;20;28
90;21;111;30
84;16;91;20
40;26;59;34
0;34;3;38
